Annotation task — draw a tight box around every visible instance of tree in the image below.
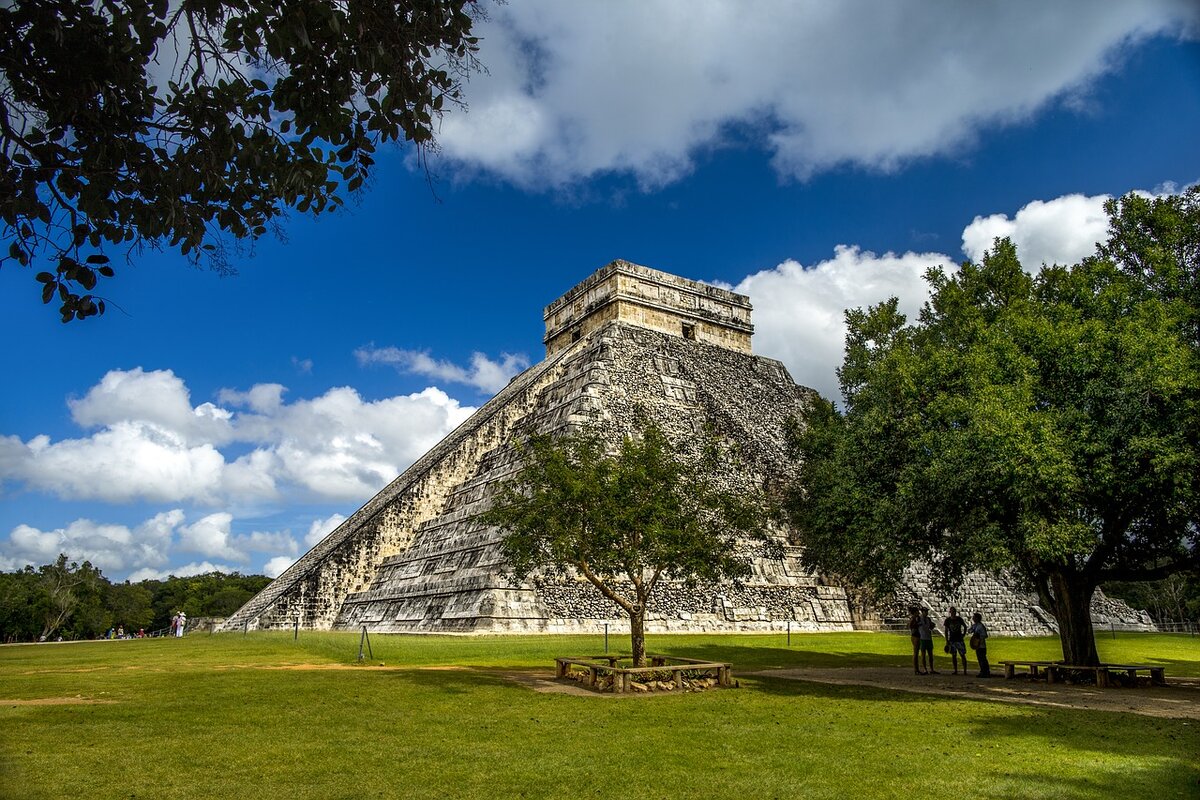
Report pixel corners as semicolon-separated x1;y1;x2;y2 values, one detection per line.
33;554;106;640
0;0;480;321
482;422;770;667
788;190;1199;666
0;567;41;642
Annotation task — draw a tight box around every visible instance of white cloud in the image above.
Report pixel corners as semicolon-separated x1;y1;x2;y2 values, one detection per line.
743;187;1188;401
439;2;1196;187
0;510;182;577
0;424;228;504
739;247;952;400
127;561;239;583
178;512;246;561
962;193;1115;268
305;513;347;547
958;189;1192;269
70;367;233;445
0;507;305;581
0;370;476;506
263;556;297;579
356;346;530;394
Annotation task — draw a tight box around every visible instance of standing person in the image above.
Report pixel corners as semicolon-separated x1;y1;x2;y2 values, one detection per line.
943;607;969;675
175;612;186;638
170;613;179;637
969;612;991;678
907;607;923;674
918;608;939;674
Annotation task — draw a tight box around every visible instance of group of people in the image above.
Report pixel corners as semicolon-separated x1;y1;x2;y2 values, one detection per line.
103;625;146;640
907;606;991;678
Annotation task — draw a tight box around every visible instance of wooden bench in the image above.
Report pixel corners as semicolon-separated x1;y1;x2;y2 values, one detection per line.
1001;660;1166;687
1103;664;1167;686
1001;660;1059;680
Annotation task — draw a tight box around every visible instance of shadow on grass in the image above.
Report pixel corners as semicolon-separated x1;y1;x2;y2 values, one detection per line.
744;674;1199;797
651;641;909;671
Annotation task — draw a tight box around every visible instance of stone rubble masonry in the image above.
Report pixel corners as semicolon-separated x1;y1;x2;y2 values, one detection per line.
894;566;1155;636
543;260;753;357
219;261;1156;637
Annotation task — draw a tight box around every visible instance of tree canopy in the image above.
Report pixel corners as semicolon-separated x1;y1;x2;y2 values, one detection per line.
788;189;1200;666
482;422;770;666
0;556;270;641
0;0;480;321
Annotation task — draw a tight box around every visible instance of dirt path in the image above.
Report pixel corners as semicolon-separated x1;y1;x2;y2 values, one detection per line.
501;667;1200;718
746;667;1200;720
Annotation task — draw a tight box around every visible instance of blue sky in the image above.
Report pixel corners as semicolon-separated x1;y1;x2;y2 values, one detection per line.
2;2;1199;581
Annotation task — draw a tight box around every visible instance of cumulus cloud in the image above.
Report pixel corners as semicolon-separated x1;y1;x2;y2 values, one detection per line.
958;189;1190;269
305;513;347;547
178;513;248;561
0;371;476;506
739;247;953;400
127;561;240;583
0;508;306;582
0;510;179;577
439;2;1198;187
742;186;1193;401
355;346;530;394
263;556;297;579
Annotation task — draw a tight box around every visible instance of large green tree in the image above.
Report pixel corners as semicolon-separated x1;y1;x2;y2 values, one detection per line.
789;191;1199;666
482;423;769;667
1;0;480;321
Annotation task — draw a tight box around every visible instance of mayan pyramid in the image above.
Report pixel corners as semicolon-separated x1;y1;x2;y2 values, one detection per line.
219;261;1154;636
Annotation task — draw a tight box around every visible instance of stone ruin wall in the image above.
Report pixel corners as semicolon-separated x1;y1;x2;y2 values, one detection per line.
217;350;574;632
544;261;753;356
333;322;857;634
894;565;1157;636
223;257;1159;637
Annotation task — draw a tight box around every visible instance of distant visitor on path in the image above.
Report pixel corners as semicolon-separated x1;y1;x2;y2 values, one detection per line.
943;607;969;675
907;607;923;674
918;608;939;674
968;612;990;678
175;612;186;638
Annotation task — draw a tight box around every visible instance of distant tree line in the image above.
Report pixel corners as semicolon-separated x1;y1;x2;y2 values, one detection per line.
1104;576;1199;627
0;554;269;642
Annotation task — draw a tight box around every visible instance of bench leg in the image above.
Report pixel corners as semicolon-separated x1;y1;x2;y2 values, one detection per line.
1046;666;1058;684
1004;663;1015;679
1097;669;1110;688
1151;668;1166;686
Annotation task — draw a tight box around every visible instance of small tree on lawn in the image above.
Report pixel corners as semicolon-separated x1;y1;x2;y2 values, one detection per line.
482;422;769;667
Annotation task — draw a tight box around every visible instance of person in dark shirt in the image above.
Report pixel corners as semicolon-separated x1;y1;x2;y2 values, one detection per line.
943;606;969;675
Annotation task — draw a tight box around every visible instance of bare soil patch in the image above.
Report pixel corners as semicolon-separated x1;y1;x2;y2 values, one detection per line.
749;667;1200;720
4;697;116;706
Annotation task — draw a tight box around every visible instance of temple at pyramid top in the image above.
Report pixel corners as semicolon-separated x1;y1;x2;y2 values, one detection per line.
543;259;754;356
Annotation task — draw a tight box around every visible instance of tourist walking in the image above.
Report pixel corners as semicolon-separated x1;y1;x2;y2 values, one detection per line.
175;611;187;638
918;608;939;674
943;607;969;674
907;607;923;674
969;612;991;677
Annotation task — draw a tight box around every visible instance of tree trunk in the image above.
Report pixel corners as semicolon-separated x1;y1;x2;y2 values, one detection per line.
1049;570;1100;666
629;606;647;668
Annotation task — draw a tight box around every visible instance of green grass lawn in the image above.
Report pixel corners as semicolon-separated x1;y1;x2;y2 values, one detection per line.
1;632;1197;799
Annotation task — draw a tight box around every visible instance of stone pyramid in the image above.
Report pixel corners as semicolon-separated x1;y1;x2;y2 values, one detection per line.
220;261;854;634
219;261;1154;636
